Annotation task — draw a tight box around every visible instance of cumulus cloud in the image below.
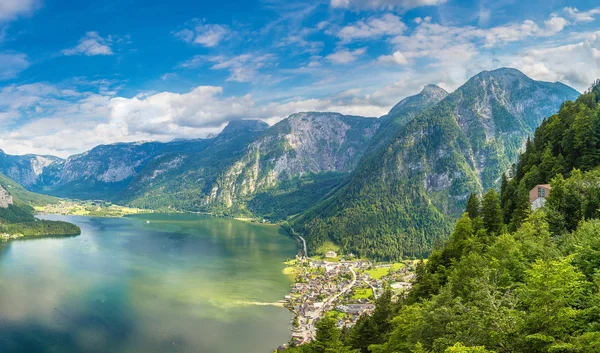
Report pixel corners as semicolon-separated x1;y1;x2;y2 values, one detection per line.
0;0;39;23
511;31;600;91
0;82;388;156
0;53;29;80
337;13;406;42
174;20;230;47
482;16;569;47
62;32;114;56
326;48;367;64
110;86;255;134
330;0;447;11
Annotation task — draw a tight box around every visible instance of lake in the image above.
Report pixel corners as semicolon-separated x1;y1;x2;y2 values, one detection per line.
0;214;298;353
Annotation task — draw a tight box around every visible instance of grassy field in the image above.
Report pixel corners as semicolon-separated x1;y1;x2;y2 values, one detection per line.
36;201;151;217
282;266;301;278
352;287;374;299
315;240;341;256
366;263;406;279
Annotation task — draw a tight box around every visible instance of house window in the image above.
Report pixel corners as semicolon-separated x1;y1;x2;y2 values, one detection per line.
538;187;546;198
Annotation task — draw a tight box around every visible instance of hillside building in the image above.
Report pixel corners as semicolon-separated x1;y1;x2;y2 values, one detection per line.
530;184;551;210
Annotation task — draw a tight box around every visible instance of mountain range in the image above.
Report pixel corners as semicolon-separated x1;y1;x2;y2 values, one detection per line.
0;68;580;259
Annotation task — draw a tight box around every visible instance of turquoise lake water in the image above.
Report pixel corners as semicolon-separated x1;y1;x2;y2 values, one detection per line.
0;214;297;353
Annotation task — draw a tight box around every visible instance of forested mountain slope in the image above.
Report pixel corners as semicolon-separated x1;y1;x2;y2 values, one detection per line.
0;174;79;237
293;68;579;260
282;81;600;353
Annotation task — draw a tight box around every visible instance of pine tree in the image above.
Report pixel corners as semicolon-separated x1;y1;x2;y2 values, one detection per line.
465;193;481;219
481;189;503;236
313;317;355;353
509;184;531;231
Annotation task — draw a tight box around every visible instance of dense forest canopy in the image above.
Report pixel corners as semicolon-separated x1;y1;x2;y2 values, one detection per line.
281;82;600;353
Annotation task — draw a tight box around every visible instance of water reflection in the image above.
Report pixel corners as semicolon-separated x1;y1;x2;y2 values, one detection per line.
0;214;296;353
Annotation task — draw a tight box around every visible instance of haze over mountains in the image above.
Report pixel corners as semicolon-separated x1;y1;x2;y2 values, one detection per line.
0;68;579;259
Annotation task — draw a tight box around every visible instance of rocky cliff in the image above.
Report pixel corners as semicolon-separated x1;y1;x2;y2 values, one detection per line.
0;185;13;208
0;150;62;188
207;112;379;209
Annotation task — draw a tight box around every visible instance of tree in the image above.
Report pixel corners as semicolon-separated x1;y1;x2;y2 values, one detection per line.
508;184;531;231
481;190;503;236
312;317;356;353
518;256;587;352
466;193;481;219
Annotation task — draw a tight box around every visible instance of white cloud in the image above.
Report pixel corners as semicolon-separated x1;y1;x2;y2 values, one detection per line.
337;13;406;42
181;53;276;83
510;31;600;91
110;86;255;133
564;7;600;23
326;48;367;64
480;16;569;47
378;51;408;65
391;21;479;64
174;20;230;47
160;73;177;80
0;53;29;80
210;54;275;82
389;14;570;66
0;82;388;156
0;0;39;23
330;0;447;11
62;32;114;56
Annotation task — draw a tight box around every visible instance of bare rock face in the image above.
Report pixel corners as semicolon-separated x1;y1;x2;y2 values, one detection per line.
0;150;62;188
0;185;13;208
210;112;380;207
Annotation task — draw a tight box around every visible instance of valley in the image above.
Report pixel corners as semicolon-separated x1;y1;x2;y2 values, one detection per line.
0;71;596;353
0;69;579;260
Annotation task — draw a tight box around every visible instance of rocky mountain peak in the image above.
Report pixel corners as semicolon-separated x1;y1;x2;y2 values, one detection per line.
217;120;269;141
387;84;449;119
468;67;533;90
421;84;448;97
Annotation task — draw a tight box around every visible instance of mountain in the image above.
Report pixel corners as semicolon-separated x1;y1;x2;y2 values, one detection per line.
368;84;448;155
0;150;62;188
199;112;380;218
0;68;580;257
293;68;579;259
118;120;270;210
33;120;269;200
280;85;600;353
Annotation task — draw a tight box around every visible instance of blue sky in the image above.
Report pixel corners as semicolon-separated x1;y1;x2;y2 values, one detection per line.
0;0;599;157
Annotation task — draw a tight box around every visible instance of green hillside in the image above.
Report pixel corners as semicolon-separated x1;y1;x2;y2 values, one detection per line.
0;172;58;206
281;81;600;353
0;173;79;238
293;69;578;260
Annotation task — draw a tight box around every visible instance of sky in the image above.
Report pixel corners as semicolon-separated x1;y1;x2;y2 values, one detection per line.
0;0;599;157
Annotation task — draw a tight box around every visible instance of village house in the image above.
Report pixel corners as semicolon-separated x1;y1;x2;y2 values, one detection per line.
530;184;551;210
